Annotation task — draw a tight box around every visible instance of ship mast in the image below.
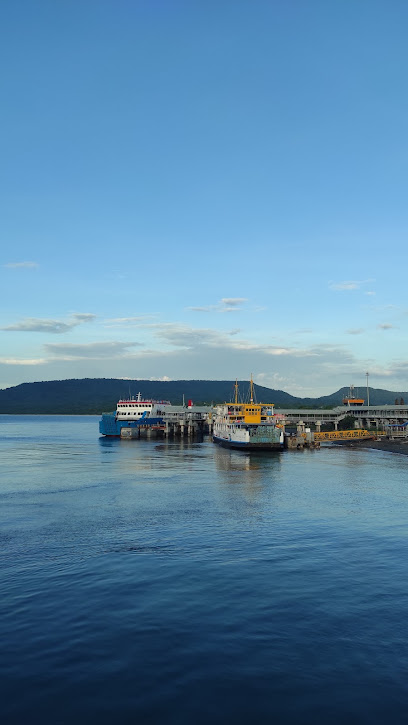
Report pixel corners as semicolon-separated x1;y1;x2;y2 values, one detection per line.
234;379;239;405
250;373;254;404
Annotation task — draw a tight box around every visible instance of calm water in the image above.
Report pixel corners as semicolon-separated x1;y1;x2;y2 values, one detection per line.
1;416;408;724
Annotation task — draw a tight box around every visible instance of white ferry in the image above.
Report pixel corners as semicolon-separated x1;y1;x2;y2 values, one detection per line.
99;393;171;436
213;379;284;451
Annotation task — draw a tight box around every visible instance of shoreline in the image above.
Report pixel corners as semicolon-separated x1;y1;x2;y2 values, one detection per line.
331;438;408;456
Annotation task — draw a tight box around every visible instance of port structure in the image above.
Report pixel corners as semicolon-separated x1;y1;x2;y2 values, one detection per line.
312;429;385;442
120;405;212;439
280;403;408;431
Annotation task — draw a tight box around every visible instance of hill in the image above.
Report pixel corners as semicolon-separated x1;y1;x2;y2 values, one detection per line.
0;379;406;415
0;378;298;414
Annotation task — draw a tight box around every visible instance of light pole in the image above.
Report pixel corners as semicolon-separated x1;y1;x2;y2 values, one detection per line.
366;372;370;407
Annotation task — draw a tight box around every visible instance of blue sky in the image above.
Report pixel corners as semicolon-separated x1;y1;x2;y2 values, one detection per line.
1;0;407;395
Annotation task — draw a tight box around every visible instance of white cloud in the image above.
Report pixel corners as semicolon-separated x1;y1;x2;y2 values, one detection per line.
1;313;96;334
71;313;96;322
377;323;396;330
256;371;298;389
221;298;248;306
0;357;47;365
187;306;213;312
104;315;157;327
329;281;360;291
3;261;39;269
0;335;403;396
329;279;375;292
150;323;224;347
140;322;319;359
117;375;172;381
187;298;248;313
3;319;78;334
44;341;142;359
3;315;408;395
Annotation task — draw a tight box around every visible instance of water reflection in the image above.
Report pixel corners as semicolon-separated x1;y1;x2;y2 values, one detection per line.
213;446;253;472
212;445;283;507
97;435;212;476
213;445;282;472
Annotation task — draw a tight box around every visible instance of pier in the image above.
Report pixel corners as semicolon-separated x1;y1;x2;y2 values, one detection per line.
120;405;212;439
118;402;408;447
279;403;408;431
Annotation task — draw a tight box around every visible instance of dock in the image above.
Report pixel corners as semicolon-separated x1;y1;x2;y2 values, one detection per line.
120;405;212;439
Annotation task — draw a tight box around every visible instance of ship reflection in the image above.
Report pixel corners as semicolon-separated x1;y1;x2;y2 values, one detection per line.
213;446;282;505
214;446;253;471
213;444;282;474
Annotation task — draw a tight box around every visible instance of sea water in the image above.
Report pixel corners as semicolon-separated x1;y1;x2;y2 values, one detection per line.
1;415;408;724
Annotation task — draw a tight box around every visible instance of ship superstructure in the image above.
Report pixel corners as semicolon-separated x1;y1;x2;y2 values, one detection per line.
342;385;365;407
213;378;284;451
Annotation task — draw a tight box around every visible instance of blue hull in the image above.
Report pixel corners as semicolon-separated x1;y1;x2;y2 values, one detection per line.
99;413;164;437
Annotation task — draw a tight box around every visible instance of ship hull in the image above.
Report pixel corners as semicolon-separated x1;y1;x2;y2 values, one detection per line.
99;413;164;437
213;435;283;451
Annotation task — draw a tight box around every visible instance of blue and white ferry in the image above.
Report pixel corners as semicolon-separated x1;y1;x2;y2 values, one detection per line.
99;393;170;437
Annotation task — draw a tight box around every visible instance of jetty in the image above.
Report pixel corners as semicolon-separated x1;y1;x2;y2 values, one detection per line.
279;403;408;431
120;405;212;439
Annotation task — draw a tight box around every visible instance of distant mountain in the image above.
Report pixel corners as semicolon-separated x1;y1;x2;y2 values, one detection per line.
0;379;405;415
308;387;408;408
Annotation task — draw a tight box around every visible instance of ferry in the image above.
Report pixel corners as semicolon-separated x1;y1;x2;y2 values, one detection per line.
213;378;284;451
99;393;170;437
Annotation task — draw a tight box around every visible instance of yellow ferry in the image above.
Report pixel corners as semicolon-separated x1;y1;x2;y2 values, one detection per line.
213;378;284;451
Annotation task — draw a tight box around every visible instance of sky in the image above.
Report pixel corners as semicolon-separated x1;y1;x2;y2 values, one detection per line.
1;0;407;396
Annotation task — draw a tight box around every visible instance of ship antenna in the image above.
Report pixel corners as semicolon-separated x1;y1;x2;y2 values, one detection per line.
234;379;239;405
250;373;254;404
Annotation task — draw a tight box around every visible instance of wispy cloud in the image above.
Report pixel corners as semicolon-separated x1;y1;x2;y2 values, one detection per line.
1;313;96;334
346;328;365;335
221;298;247;306
118;375;172;382
329;281;359;291
3;261;39;269
103;315;157;327
188;306;213;313
71;313;96;322
3;319;79;334
377;323;396;330
0;323;390;396
44;341;142;359
141;322;313;358
329;279;375;292
0;357;47;365
187;297;248;313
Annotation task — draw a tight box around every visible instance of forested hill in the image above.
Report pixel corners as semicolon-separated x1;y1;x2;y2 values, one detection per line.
0;379;298;414
0;379;406;414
